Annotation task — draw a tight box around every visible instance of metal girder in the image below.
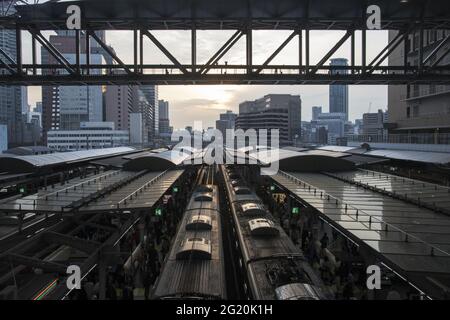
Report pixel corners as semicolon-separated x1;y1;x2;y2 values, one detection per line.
6;253;67;273
8;0;450;31
199;30;244;75
254;30;298;74
29;29;76;75
309;30;352;74
42;231;100;254
142;29;189;74
423;35;450;65
89;30;132;75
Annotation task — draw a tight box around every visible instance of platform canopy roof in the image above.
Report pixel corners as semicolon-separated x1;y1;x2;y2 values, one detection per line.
123;149;192;171
0;147;136;173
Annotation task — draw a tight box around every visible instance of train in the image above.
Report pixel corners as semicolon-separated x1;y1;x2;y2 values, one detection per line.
221;165;330;300
152;166;226;299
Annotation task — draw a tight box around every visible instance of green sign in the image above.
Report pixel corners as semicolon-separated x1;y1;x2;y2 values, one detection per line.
270;185;276;191
19;187;25;194
155;208;162;216
292;207;300;215
172;187;179;193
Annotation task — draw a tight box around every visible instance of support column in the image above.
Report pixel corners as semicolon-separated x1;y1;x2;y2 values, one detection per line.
85;31;90;75
351;30;355;74
16;27;22;74
32;34;37;75
298;29;303;74
192;26;197;73
134;29;138;73
246;27;252;74
305;28;310;73
362;29;366;73
75;30;81;74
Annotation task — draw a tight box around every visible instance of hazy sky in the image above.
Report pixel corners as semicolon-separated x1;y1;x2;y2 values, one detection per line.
26;29;388;129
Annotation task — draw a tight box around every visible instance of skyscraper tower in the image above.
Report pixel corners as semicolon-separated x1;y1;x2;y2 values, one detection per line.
329;58;349;121
0;1;24;146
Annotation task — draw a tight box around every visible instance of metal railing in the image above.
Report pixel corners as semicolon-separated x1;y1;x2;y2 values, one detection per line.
347;133;450;145
277;170;449;258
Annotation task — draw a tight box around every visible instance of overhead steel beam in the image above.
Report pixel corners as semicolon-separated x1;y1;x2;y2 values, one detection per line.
309;30;352;74
29;29;76;75
142;29;189;74
89;30;133;75
43;231;100;254
423;35;450;65
367;30;411;74
0;47;16;74
199;30;244;75
430;46;450;68
255;30;298;74
6;253;67;273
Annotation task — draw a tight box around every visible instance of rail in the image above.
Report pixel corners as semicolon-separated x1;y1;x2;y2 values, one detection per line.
277;170;450;258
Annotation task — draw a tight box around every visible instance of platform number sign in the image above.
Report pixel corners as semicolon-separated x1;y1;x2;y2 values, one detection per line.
19;187;25;194
292;207;299;215
155;208;162;216
172;187;179;193
270;185;276;192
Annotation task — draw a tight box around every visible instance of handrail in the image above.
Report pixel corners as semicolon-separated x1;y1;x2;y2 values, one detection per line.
116;170;169;208
277;170;449;257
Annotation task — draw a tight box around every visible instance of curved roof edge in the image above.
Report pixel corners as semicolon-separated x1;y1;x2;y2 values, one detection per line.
123;150;191;171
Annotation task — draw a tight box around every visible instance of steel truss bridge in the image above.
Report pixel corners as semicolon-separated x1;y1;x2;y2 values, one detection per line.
0;0;450;85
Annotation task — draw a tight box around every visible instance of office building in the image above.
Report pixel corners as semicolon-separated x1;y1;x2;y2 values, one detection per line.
41;32;103;142
133;88;154;145
216;110;237;143
105;84;135;131
362;109;388;136
140;85;159;137
47;122;129;151
329;58;349;121
0;125;7;153
388;29;450;134
0;4;24;146
236;94;301;145
314;112;347;145
312;106;323;121
158;100;172;137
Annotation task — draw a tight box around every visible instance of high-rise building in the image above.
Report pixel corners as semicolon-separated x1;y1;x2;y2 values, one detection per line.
47;122;129;151
312;106;322;121
329;58;349;121
105;84;134;131
133;88;154;145
314;112;347;145
158;100;171;137
0;124;7;153
35;102;43;113
42;32;103;142
216;110;237;144
140;85;159;137
236;94;301;145
0;3;24;147
362;109;388;136
388;29;450;134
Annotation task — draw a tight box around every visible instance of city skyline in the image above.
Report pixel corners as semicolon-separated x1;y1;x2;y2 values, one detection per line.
25;29;389;129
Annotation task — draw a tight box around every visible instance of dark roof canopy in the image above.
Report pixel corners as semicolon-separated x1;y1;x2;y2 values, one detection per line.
11;0;450;31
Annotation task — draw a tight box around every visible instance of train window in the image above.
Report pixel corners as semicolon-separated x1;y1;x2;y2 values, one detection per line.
241;202;267;216
176;237;212;260
275;283;320;300
186;215;212;230
234;187;251;195
194;192;213;201
248;219;280;237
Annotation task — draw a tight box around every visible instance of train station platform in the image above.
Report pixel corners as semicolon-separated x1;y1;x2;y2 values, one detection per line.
271;171;450;299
